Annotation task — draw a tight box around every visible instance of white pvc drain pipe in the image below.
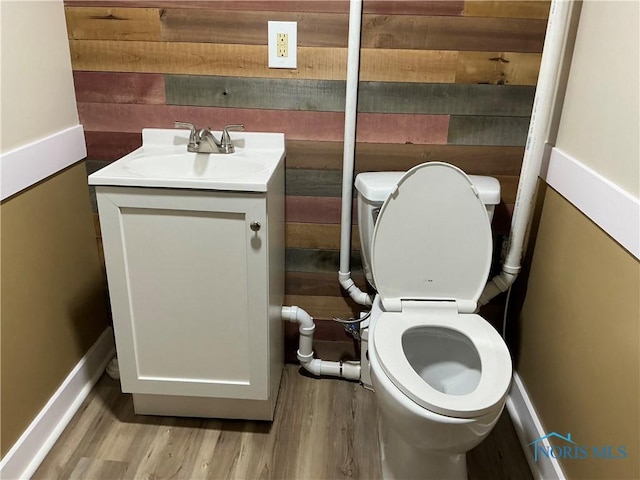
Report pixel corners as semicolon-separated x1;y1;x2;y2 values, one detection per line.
338;0;373;307
479;0;580;304
282;306;361;380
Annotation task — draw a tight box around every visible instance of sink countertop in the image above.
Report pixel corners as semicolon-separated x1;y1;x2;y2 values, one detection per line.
88;129;285;192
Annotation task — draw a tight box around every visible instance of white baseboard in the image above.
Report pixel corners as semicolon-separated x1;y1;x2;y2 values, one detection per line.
0;328;116;480
545;147;640;259
506;372;566;480
0;125;87;201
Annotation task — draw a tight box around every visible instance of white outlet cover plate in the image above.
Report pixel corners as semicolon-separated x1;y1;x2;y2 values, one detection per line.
268;21;297;69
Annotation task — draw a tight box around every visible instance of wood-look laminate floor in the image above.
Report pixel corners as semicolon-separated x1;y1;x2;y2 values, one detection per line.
34;366;533;480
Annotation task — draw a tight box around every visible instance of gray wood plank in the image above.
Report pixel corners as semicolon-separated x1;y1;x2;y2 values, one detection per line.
166;75;535;116
286;169;345;197
166;75;346;111
448;116;531;146
285;247;363;274
359;83;535;116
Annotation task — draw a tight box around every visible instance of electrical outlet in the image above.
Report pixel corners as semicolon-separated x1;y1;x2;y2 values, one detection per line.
268;21;297;69
277;33;288;57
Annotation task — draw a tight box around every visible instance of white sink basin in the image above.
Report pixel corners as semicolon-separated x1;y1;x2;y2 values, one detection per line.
123;151;269;180
89;129;285;192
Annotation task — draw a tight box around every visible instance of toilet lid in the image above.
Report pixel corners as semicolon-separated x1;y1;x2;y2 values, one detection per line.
371;162;493;312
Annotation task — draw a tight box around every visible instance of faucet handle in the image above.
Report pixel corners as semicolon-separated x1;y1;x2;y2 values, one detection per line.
222;124;244;140
221;124;245;152
174;121;198;145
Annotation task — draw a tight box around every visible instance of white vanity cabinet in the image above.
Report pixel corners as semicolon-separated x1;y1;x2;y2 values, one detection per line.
91;130;285;420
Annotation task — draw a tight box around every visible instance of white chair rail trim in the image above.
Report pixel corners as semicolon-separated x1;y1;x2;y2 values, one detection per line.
1;125;86;202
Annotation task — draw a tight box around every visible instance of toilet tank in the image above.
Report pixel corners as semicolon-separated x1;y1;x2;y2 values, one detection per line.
354;170;501;288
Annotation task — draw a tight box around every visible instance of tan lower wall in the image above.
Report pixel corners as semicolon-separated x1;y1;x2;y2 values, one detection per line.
0;163;109;457
518;185;639;479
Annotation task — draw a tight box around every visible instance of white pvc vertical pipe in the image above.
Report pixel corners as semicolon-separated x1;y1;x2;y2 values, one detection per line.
479;0;580;304
339;0;362;273
338;0;372;306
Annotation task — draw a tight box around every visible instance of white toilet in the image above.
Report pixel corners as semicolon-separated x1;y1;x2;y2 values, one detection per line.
355;162;513;480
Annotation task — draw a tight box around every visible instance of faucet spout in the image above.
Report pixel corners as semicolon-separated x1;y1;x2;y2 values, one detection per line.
196;129;223;152
175;122;244;154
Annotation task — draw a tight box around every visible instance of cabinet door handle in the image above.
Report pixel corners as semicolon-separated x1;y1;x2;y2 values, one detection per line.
250;221;261;232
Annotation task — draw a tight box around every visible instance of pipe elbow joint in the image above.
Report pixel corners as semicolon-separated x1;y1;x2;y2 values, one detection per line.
497;269;518;290
297;350;314;364
478;268;519;306
281;305;296;323
338;271;373;306
281;305;315;329
303;358;323;377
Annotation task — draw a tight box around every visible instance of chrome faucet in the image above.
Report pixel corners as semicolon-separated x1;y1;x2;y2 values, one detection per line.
174;122;244;154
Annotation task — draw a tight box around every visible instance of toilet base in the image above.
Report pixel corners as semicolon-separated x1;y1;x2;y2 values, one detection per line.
378;417;467;480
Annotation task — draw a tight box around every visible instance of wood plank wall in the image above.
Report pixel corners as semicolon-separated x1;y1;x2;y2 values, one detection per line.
65;0;549;357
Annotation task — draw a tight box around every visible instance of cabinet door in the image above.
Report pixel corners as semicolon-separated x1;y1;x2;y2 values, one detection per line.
97;187;270;400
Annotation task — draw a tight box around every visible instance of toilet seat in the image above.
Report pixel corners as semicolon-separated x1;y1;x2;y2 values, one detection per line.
373;309;512;418
369;162;512;418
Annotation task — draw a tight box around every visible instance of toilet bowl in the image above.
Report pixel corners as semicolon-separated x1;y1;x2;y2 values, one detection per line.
355;163;512;479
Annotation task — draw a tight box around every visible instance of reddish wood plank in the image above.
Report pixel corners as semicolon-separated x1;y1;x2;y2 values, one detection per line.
78;103;343;139
365;1;464;16
285;196;355;224
73;72;165;104
77;103;449;144
357;113;449;144
84;131;142;160
65;1;463;15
